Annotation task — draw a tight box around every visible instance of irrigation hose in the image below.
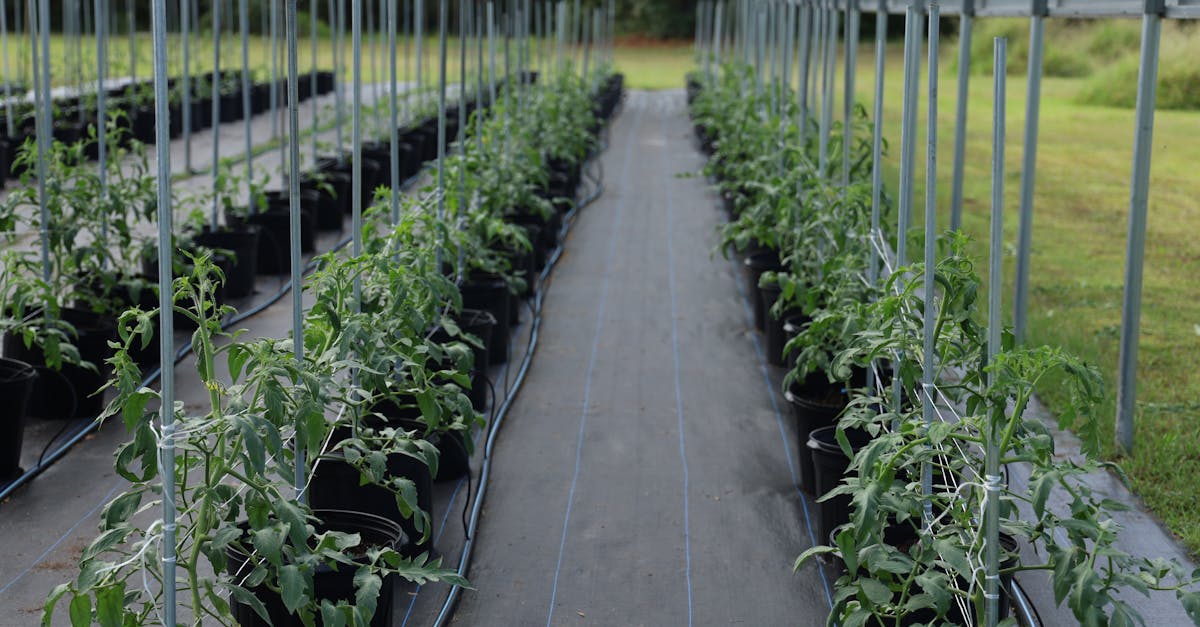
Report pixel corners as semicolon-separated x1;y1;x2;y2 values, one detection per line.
432;146;610;627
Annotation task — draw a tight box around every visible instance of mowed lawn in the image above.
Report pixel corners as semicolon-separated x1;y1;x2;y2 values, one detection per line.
614;40;1200;556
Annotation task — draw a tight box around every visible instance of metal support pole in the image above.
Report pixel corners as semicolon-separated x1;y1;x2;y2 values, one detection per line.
309;0;318;159
239;0;252;178
270;0;280;138
797;1;811;145
390;0;401;224
921;2;940;522
818;4;838;176
34;0;50;283
148;0;177;621
127;0;134;83
1013;4;1046;344
842;1;858;190
416;0;425;111
436;0;448;267
181;0;191;171
896;1;922;271
867;0;886;287
334;0;345;161
210;0;221;228
488;2;496;107
984;35;1009;627
96;0;108;197
285;0;305;499
1116;5;1163;454
457;0;468;274
949;2;974;231
1;0;15;137
352;0;363;259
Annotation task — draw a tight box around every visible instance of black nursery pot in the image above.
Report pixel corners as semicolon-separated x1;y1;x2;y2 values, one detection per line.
0;358;37;480
2;308;117;420
308;446;433;558
781;314;809;371
193;225;261;298
760;282;799;367
743;250;782;331
431;308;497;413
458;309;497;411
228;510;401;627
808;425;873;543
785;374;851;495
231;198;317;275
459;275;511;366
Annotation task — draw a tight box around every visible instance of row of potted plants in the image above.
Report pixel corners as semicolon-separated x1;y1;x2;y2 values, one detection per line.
0;69;338;182
38;63;623;625
687;65;1200;626
0;72;496;486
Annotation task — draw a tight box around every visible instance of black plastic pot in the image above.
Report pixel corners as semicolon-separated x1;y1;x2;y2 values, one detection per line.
231;204;316;275
457;309;495;409
743;250;782;331
432;309;497;412
306;166;354;218
193;225;261;298
308;448;433;558
2;308;117;419
296;177;346;231
316;70;336;94
760;282;800;367
0;358;37;480
784;375;849;494
228;510;401;627
781;314;809;371
218;91;243;122
808;426;873;542
460;275;511;366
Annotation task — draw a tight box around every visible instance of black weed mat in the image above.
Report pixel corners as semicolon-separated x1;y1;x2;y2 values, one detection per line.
400;91;835;627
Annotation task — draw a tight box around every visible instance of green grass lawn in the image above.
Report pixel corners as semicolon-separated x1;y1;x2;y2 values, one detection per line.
614;38;1200;556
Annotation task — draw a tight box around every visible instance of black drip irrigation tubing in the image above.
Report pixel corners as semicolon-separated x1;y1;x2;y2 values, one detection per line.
0;170;425;504
429;133;614;627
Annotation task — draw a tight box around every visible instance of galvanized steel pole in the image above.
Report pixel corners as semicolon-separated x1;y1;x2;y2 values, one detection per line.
286;0;305;499
1116;1;1164;454
239;0;253;178
148;0;178;620
984;35;1009;627
1013;1;1047;345
390;0;401;224
921;3;939;522
867;0;887;287
949;0;973;232
210;0;221;228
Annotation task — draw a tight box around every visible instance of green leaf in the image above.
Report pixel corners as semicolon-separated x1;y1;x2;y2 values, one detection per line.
95;583;125;627
1180;590;1200;626
43;583;71;627
859;578;893;606
353;567;382;621
251;524;288;567
68;594;91;627
280;564;308;614
101;492;142;529
230;585;271;623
